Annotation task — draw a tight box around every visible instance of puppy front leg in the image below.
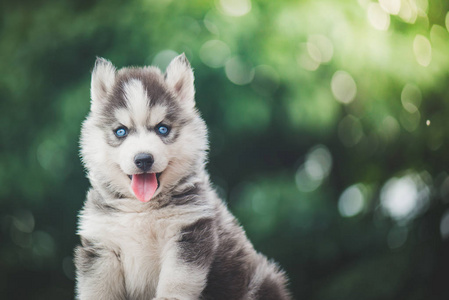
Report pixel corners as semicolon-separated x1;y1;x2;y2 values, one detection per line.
74;240;125;300
155;218;218;300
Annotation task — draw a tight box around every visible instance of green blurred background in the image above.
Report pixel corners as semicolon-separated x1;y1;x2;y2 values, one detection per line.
1;0;449;299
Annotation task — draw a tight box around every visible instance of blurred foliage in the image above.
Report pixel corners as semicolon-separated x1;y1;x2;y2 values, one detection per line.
1;0;449;299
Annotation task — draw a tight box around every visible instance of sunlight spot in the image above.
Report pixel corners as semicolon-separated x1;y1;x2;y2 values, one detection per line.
380;116;400;142
33;231;56;257
430;25;448;49
295;166;321;192
305;145;332;181
331;71;357;104
401;83;422;113
199;40;231;68
446;12;449;33
379;0;401;15
414;0;429;16
217;0;251;17
152;49;178;71
204;11;220;35
413;35;432;67
358;0;371;8
12;210;35;233
306;42;322;64
307;35;334;64
398;0;418;23
297;43;320;71
338;184;365;217
368;3;391;31
426;120;431;126
380;172;430;222
382;176;417;220
225;57;254;85
400;109;421;132
297;54;320;71
440;209;449;240
250;186;269;215
295;145;332;193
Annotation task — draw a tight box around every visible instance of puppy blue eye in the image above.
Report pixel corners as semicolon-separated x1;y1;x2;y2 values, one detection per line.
157;125;170;136
114;127;128;137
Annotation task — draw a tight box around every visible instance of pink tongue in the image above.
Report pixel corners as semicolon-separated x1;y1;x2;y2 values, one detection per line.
131;173;158;202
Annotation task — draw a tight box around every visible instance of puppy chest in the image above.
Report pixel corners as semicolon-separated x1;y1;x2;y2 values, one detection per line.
120;236;161;296
106;214;168;293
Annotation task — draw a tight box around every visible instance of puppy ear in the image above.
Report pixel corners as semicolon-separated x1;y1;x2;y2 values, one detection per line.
91;57;116;113
165;53;195;108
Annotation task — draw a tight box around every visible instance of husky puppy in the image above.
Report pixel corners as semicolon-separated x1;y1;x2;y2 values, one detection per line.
75;54;291;300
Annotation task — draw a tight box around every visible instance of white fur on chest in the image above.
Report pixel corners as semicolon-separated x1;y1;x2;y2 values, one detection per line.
79;210;173;297
115;212;163;297
78;204;214;298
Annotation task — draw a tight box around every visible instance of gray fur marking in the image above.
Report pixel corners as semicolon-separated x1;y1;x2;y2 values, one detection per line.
88;189;119;213
178;218;217;268
75;238;101;276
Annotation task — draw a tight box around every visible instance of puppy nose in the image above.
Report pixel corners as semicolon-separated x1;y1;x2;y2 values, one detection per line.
134;153;154;172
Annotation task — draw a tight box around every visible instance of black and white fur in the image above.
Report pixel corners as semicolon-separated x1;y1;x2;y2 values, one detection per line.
75;54;291;300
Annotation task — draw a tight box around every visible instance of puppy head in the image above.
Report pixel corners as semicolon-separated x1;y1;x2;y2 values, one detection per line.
81;54;208;202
